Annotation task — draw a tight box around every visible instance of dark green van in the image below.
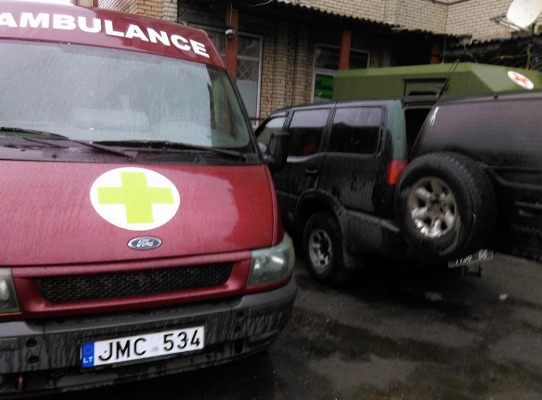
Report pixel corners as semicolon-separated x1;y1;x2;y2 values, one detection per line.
334;62;542;101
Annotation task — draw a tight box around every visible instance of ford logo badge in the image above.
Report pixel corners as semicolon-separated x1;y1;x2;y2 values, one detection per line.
128;237;162;250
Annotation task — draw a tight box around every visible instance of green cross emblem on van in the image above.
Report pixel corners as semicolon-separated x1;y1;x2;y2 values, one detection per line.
90;168;180;231
98;172;174;224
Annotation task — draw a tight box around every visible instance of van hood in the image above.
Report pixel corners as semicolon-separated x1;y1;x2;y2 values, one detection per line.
0;161;275;266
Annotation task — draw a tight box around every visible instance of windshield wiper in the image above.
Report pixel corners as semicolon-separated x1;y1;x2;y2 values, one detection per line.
22;137;69;149
96;140;247;161
0;127;136;158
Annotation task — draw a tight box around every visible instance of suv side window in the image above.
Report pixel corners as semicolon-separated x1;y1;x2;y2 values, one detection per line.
288;109;329;156
329;107;382;154
256;116;287;145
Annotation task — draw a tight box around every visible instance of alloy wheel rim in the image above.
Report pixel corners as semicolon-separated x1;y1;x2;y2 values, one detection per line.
407;177;458;238
309;229;333;271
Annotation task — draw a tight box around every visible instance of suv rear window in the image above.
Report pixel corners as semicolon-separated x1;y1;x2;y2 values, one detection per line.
288;109;329;156
329;107;382;154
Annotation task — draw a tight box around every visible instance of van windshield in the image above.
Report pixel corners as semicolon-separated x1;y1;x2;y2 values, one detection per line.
0;40;253;151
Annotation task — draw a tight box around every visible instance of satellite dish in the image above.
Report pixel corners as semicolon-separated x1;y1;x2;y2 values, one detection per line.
507;0;542;29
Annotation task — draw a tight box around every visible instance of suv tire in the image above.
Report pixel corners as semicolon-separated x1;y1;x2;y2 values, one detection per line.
396;152;497;260
303;212;353;285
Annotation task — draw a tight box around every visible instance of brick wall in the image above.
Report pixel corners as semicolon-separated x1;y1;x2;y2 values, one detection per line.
395;0;447;33
98;0;136;14
98;0;163;18
136;0;163;19
292;24;311;105
271;21;289;112
260;26;277;118
163;0;178;22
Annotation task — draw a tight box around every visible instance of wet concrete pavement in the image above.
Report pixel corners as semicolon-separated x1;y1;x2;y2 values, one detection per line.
61;250;542;400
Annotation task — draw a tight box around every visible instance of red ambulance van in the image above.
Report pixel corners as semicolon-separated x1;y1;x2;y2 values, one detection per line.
0;1;296;395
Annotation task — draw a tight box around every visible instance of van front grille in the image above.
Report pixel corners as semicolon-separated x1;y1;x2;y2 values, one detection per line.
37;263;233;303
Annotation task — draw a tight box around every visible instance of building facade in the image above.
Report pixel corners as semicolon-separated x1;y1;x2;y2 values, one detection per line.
95;0;541;120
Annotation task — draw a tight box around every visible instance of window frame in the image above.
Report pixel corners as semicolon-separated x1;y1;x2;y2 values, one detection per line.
311;44;371;103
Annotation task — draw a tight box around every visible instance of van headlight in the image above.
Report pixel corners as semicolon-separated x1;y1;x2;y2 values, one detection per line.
0;268;19;313
248;234;295;287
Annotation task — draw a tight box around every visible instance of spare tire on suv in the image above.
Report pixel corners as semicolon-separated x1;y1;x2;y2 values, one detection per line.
395;152;497;260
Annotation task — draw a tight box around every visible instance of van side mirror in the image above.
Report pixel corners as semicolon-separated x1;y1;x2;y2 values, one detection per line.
263;131;291;173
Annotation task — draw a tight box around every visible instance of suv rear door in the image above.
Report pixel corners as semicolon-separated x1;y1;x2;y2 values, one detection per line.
318;104;387;214
273;107;332;225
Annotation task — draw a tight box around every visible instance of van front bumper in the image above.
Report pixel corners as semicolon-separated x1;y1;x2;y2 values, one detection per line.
0;279;296;397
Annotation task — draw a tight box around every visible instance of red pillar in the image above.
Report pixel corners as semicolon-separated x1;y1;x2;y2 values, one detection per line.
226;7;239;81
338;30;352;70
431;43;441;64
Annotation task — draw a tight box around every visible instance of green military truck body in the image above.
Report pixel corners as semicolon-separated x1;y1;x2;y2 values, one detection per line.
334;63;542;100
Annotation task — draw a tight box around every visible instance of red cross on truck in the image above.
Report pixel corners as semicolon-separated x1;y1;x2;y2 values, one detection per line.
508;70;535;90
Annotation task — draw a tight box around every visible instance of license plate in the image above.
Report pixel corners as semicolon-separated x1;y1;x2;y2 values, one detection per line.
448;249;494;268
81;326;205;368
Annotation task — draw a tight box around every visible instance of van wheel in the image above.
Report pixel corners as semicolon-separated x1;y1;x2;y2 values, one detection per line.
303;212;353;285
396;152;497;260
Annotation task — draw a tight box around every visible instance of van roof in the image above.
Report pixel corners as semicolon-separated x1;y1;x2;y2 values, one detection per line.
0;0;224;68
334;62;542;100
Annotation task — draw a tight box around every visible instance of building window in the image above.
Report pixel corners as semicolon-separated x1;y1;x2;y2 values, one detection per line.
313;45;370;103
208;31;263;120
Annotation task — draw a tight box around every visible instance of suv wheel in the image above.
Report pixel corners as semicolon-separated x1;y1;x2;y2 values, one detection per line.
396;152;497;259
408;177;457;239
303;212;353;285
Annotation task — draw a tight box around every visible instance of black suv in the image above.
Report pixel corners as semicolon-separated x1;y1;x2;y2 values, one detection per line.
256;91;542;284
